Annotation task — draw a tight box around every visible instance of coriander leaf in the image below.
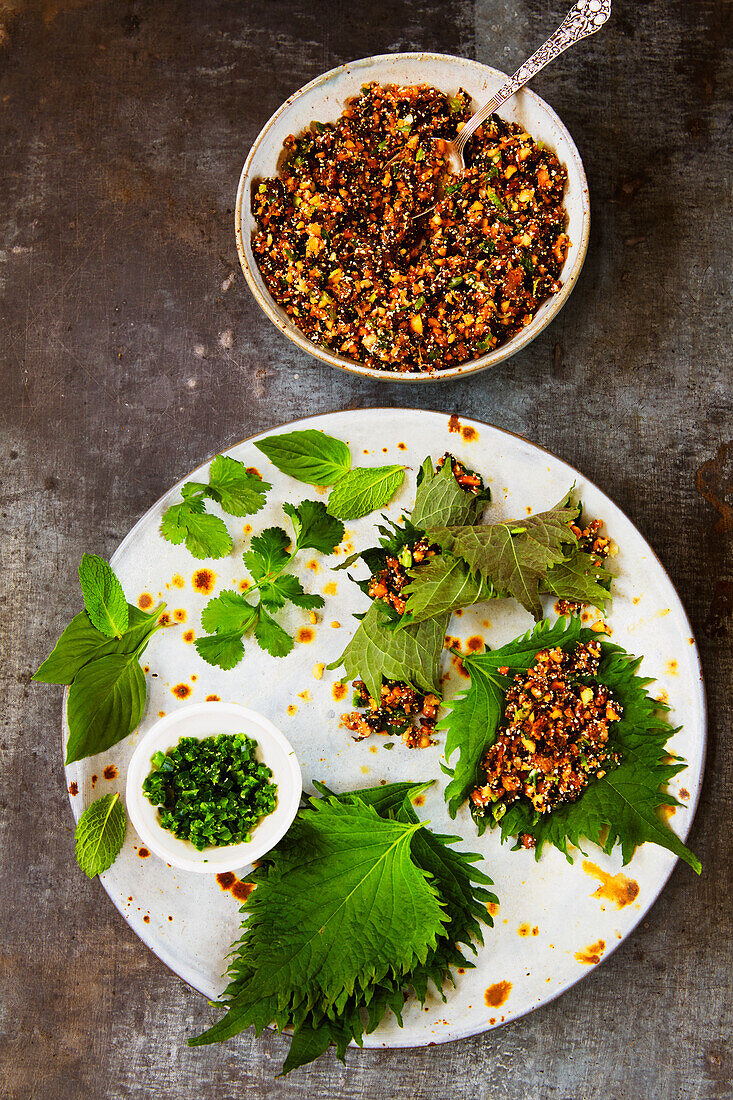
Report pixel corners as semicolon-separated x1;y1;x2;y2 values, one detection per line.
194;631;246;670
191;798;447;1023
34;604;158;685
331;601;448;701
207;455;271;517
200;590;259;635
75;792;127;878
283;499;344;554
411;457;487;529
255;428;352;486
77;555;129;638
254;607;294;658
259;574;324;612
66;652;148;765
160;502;233;559
404;554;497;623
541;549;614;610
439;617;582;816
427;493;579;619
327;465;405;521
243;527;291;580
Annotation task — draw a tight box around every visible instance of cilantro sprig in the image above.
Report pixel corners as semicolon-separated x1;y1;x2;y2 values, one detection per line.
195;500;344;668
34;556;166;764
254;428;405;520
160;455;271;559
439;617;700;873
190;782;497;1073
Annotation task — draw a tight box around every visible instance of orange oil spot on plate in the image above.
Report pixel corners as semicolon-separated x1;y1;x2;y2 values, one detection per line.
323;581;338;596
68;782;78;796
665;659;679;675
461;425;478;442
448;414;461;433
484;981;511;1008
296;627;315;644
466;635;484;653
183;630;195;643
103;765;118;780
173;608;187;623
575;939;606;965
487;902;499;917
306;559;321;574
298;690;311;702
138;593;153;609
287;704;298;716
332;682;348;702
171;574;185;589
205;694;220;702
172;683;191;699
138;848;150;859
192;568;216;594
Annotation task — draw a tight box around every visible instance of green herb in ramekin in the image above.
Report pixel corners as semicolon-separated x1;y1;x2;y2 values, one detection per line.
142;733;278;850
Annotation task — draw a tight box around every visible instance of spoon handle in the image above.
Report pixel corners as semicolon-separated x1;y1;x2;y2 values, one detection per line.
457;0;612;153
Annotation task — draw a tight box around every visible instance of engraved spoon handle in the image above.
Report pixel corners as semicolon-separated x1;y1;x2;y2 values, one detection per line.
456;0;612;154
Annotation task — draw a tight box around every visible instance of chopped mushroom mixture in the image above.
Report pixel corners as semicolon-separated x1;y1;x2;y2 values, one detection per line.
342;680;440;748
252;82;569;373
471;641;622;840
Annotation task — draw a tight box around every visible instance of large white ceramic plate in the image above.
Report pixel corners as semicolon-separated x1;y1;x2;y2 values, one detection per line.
64;409;705;1049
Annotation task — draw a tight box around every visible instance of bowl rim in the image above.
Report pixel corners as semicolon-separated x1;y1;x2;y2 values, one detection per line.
234;51;590;384
124;700;303;874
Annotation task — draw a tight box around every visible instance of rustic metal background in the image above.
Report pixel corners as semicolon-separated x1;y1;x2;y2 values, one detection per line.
1;1;730;1098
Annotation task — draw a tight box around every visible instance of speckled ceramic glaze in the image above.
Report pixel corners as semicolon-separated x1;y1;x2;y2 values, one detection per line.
64;410;705;1048
235;54;591;383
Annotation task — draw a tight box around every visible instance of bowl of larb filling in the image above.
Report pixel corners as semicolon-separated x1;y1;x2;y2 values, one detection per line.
236;54;590;382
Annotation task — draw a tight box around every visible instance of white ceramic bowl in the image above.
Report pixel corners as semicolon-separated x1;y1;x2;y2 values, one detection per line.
235;52;590;383
125;702;302;874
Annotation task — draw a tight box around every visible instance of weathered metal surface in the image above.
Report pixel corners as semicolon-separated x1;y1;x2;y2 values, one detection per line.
0;1;730;1098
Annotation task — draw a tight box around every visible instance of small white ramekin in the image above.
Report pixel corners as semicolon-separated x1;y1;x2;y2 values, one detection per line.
235;52;590;383
125;702;302;874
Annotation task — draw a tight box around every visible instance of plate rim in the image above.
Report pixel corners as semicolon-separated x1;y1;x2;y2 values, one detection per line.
62;407;707;1049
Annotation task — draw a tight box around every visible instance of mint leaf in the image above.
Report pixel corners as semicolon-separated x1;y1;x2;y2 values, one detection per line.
327;465;405;521
427;493;579;619
75;793;127;878
34;605;157;684
254;607;294;657
207;455;270;516
66;652;148;764
332;601;448;701
283;500;344;553
255;428;352;486
194;631;246;670
243;527;291;580
77;555;129;638
200;590;258;634
160;502;232;559
411;457;487;529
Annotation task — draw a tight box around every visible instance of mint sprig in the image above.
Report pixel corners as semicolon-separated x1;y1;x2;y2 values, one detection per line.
195;501;343;669
33;559;166;764
254;428;405;520
75;792;127;878
160;455;271;559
